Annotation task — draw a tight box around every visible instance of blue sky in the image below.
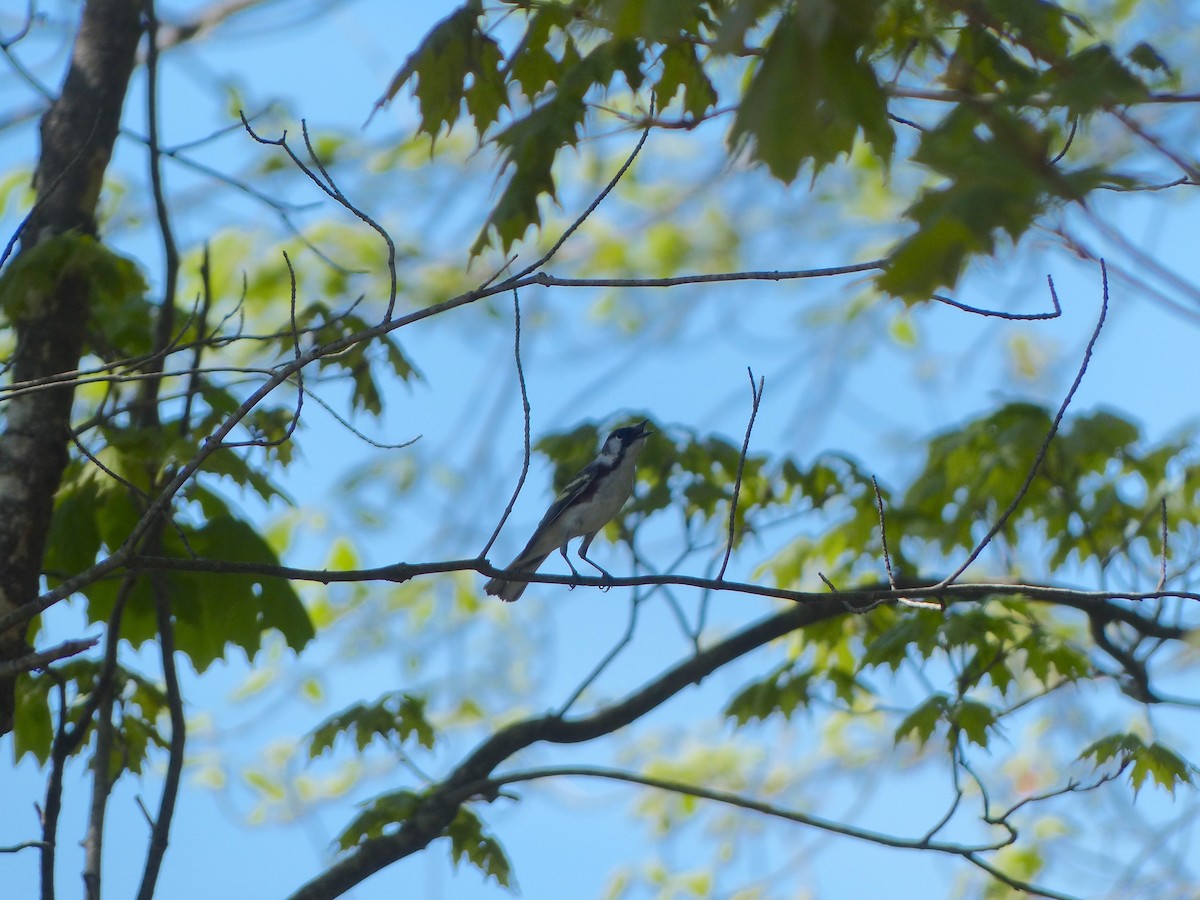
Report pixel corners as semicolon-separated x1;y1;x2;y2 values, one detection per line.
3;1;1200;898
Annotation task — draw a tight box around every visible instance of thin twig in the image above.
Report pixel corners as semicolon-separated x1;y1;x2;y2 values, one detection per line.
481;291;533;559
472;765;1079;900
873;476;895;590
509;99;654;284
1156;498;1168;592
0;251;1093;638
220;251;304;448
938;264;1109;588
180;245;214;435
1112;108;1200;182
0;637;99;677
40;676;69;900
525;260;884;289
138;0;179;426
83;582;136;900
239;114;399;319
135;563;185;900
557;595;644;717
300;383;419;450
931;282;1062;320
718;368;764;581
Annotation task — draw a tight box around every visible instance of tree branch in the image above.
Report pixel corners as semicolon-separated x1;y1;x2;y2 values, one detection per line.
287;598;846;899
0;637;98;677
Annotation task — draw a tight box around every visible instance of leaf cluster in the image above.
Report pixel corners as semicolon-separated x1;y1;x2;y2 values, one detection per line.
380;0;1170;301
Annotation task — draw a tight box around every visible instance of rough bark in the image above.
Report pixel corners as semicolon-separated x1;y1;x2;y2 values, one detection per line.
0;0;142;735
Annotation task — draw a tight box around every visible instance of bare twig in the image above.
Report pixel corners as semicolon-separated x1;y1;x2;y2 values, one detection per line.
40;677;69;900
240;114;399;319
931;280;1062;320
83;582;133;900
718;368;764;581
135;566;185;900
138;0;179;427
1050;118;1078;166
0;251;1115;640
299;383;419;450
1112;108;1200;182
524;260;884;290
218;251;304;448
463;766;1077;900
1156;499;1168;592
481;291;532;560
0;637;98;677
938;265;1109;588
180;245;214;435
509;99;654;283
557;594;645;717
873;476;895;590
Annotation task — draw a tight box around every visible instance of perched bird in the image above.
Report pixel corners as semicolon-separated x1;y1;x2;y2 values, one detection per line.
485;419;652;602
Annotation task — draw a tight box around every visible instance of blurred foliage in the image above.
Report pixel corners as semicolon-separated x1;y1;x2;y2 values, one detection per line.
381;0;1173;299
3;1;1197;897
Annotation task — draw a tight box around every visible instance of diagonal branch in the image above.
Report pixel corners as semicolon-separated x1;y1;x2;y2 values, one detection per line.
287;598;846;899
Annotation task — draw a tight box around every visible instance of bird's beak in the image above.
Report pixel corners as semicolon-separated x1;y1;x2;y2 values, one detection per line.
635;419;652;438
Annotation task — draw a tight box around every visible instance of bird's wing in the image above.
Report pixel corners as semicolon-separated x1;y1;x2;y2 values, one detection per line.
535;460;601;530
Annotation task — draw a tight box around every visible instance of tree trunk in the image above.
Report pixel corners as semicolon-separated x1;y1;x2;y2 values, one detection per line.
0;0;142;735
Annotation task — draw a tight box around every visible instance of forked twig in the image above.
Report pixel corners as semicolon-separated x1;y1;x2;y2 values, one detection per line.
938;264;1109;588
931;278;1062;320
239;113;399;319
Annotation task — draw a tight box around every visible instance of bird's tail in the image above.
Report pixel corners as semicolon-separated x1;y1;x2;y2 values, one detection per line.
484;551;551;602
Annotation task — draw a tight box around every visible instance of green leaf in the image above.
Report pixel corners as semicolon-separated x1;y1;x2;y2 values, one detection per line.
729;2;893;182
955;699;997;748
1127;41;1170;74
474;38;643;255
0;232;147;329
894;695;996;749
724;666;812;725
1046;45;1149;117
335;789;423;851
1081;733;1196;796
79;489;313;672
656;42;717;118
43;480;104;585
309;692;436;757
977;0;1077;62
861;614;940;671
894;695;949;747
597;0;712;42
12;671;55;764
447;808;513;888
880;104;1066;300
507;6;575;99
373;2;507;139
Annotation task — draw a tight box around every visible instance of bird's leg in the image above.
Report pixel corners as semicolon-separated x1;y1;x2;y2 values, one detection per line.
578;534;614;590
559;543;582;588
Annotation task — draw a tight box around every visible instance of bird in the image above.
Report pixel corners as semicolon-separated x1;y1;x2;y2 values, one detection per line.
485;419;652;602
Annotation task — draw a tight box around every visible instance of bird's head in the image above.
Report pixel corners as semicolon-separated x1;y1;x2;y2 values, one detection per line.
599;419;652;461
